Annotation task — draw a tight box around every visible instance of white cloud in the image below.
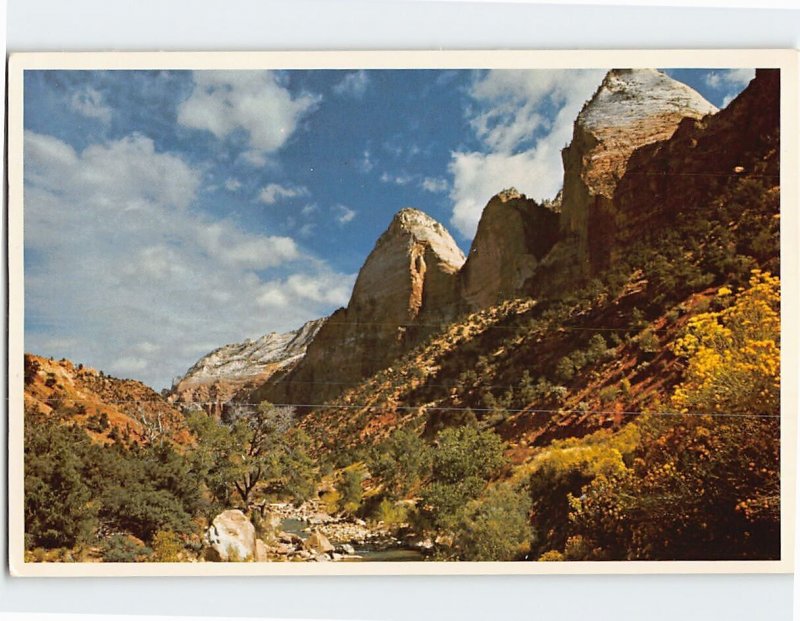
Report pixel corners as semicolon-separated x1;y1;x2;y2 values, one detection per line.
448;69;606;238
177;71;320;165
383;139;421;160
380;172;449;195
70;87;112;124
132;341;161;354
240;150;269;167
25;132;199;211
24;130;353;389
195;222;299;268
257;272;354;309
421;177;449;193
333;204;357;224
705;68;755;90
224;177;242;192
258;182;310;205
333;70;370;99
357;149;374;173
380;171;415;186
112;356;149;373
705;69;755;108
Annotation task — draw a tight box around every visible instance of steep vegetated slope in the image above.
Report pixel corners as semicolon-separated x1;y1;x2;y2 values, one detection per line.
25;354;190;446
24;355;203;561
299;68;777;447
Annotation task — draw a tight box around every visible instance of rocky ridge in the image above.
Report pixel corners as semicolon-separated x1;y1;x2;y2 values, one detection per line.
460;188;559;310
191;69;727;416
255;69;719;409
170;318;325;415
24;354;189;445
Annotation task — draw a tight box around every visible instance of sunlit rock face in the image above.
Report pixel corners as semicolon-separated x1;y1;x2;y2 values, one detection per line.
255;208;466;408
170;318;325;415
460;188;559;310
559;69;717;273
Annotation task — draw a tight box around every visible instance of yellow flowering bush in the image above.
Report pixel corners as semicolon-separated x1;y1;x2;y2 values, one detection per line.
671;269;780;417
562;272;781;560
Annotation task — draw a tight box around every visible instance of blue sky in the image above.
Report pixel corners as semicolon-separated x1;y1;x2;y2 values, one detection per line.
23;66;755;388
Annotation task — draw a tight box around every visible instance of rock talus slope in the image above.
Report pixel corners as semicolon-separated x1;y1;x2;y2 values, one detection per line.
24;354;190;445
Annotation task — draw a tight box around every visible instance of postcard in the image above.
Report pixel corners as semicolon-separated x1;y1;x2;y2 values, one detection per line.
7;49;798;576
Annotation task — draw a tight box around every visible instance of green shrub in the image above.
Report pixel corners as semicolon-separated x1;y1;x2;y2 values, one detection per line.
150;530;183;562
598;385;620;404
370;429;433;496
372;498;410;528
451;484;531;561
101;534;152;562
554;357;575;382
338;468;366;515
418;426;508;532
538;550;565;561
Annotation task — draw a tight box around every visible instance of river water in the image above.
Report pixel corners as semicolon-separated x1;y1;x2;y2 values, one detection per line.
280;518;424;562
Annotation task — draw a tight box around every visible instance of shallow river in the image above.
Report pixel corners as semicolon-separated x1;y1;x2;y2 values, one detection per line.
280;518;425;562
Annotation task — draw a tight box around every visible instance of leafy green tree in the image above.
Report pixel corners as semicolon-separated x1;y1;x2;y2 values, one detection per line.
337;468;366;514
418;426;507;532
24;412;98;549
451;484;531;561
25;405;203;552
188;402;318;513
370;429;432;498
431;425;507;484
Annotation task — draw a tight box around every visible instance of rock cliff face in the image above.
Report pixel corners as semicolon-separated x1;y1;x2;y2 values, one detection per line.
347;208;466;325
225;68;758;411
255;208;466;407
610;69;777;263
171;318;324;415
557;69;717;276
460;188;559;310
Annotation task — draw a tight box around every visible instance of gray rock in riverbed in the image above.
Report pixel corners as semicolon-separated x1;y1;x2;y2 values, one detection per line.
278;531;304;546
305;530;335;555
338;543;356;555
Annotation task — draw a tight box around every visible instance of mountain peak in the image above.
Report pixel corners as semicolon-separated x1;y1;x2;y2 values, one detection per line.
380;207;466;271
579;68;718;131
495;187;525;202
